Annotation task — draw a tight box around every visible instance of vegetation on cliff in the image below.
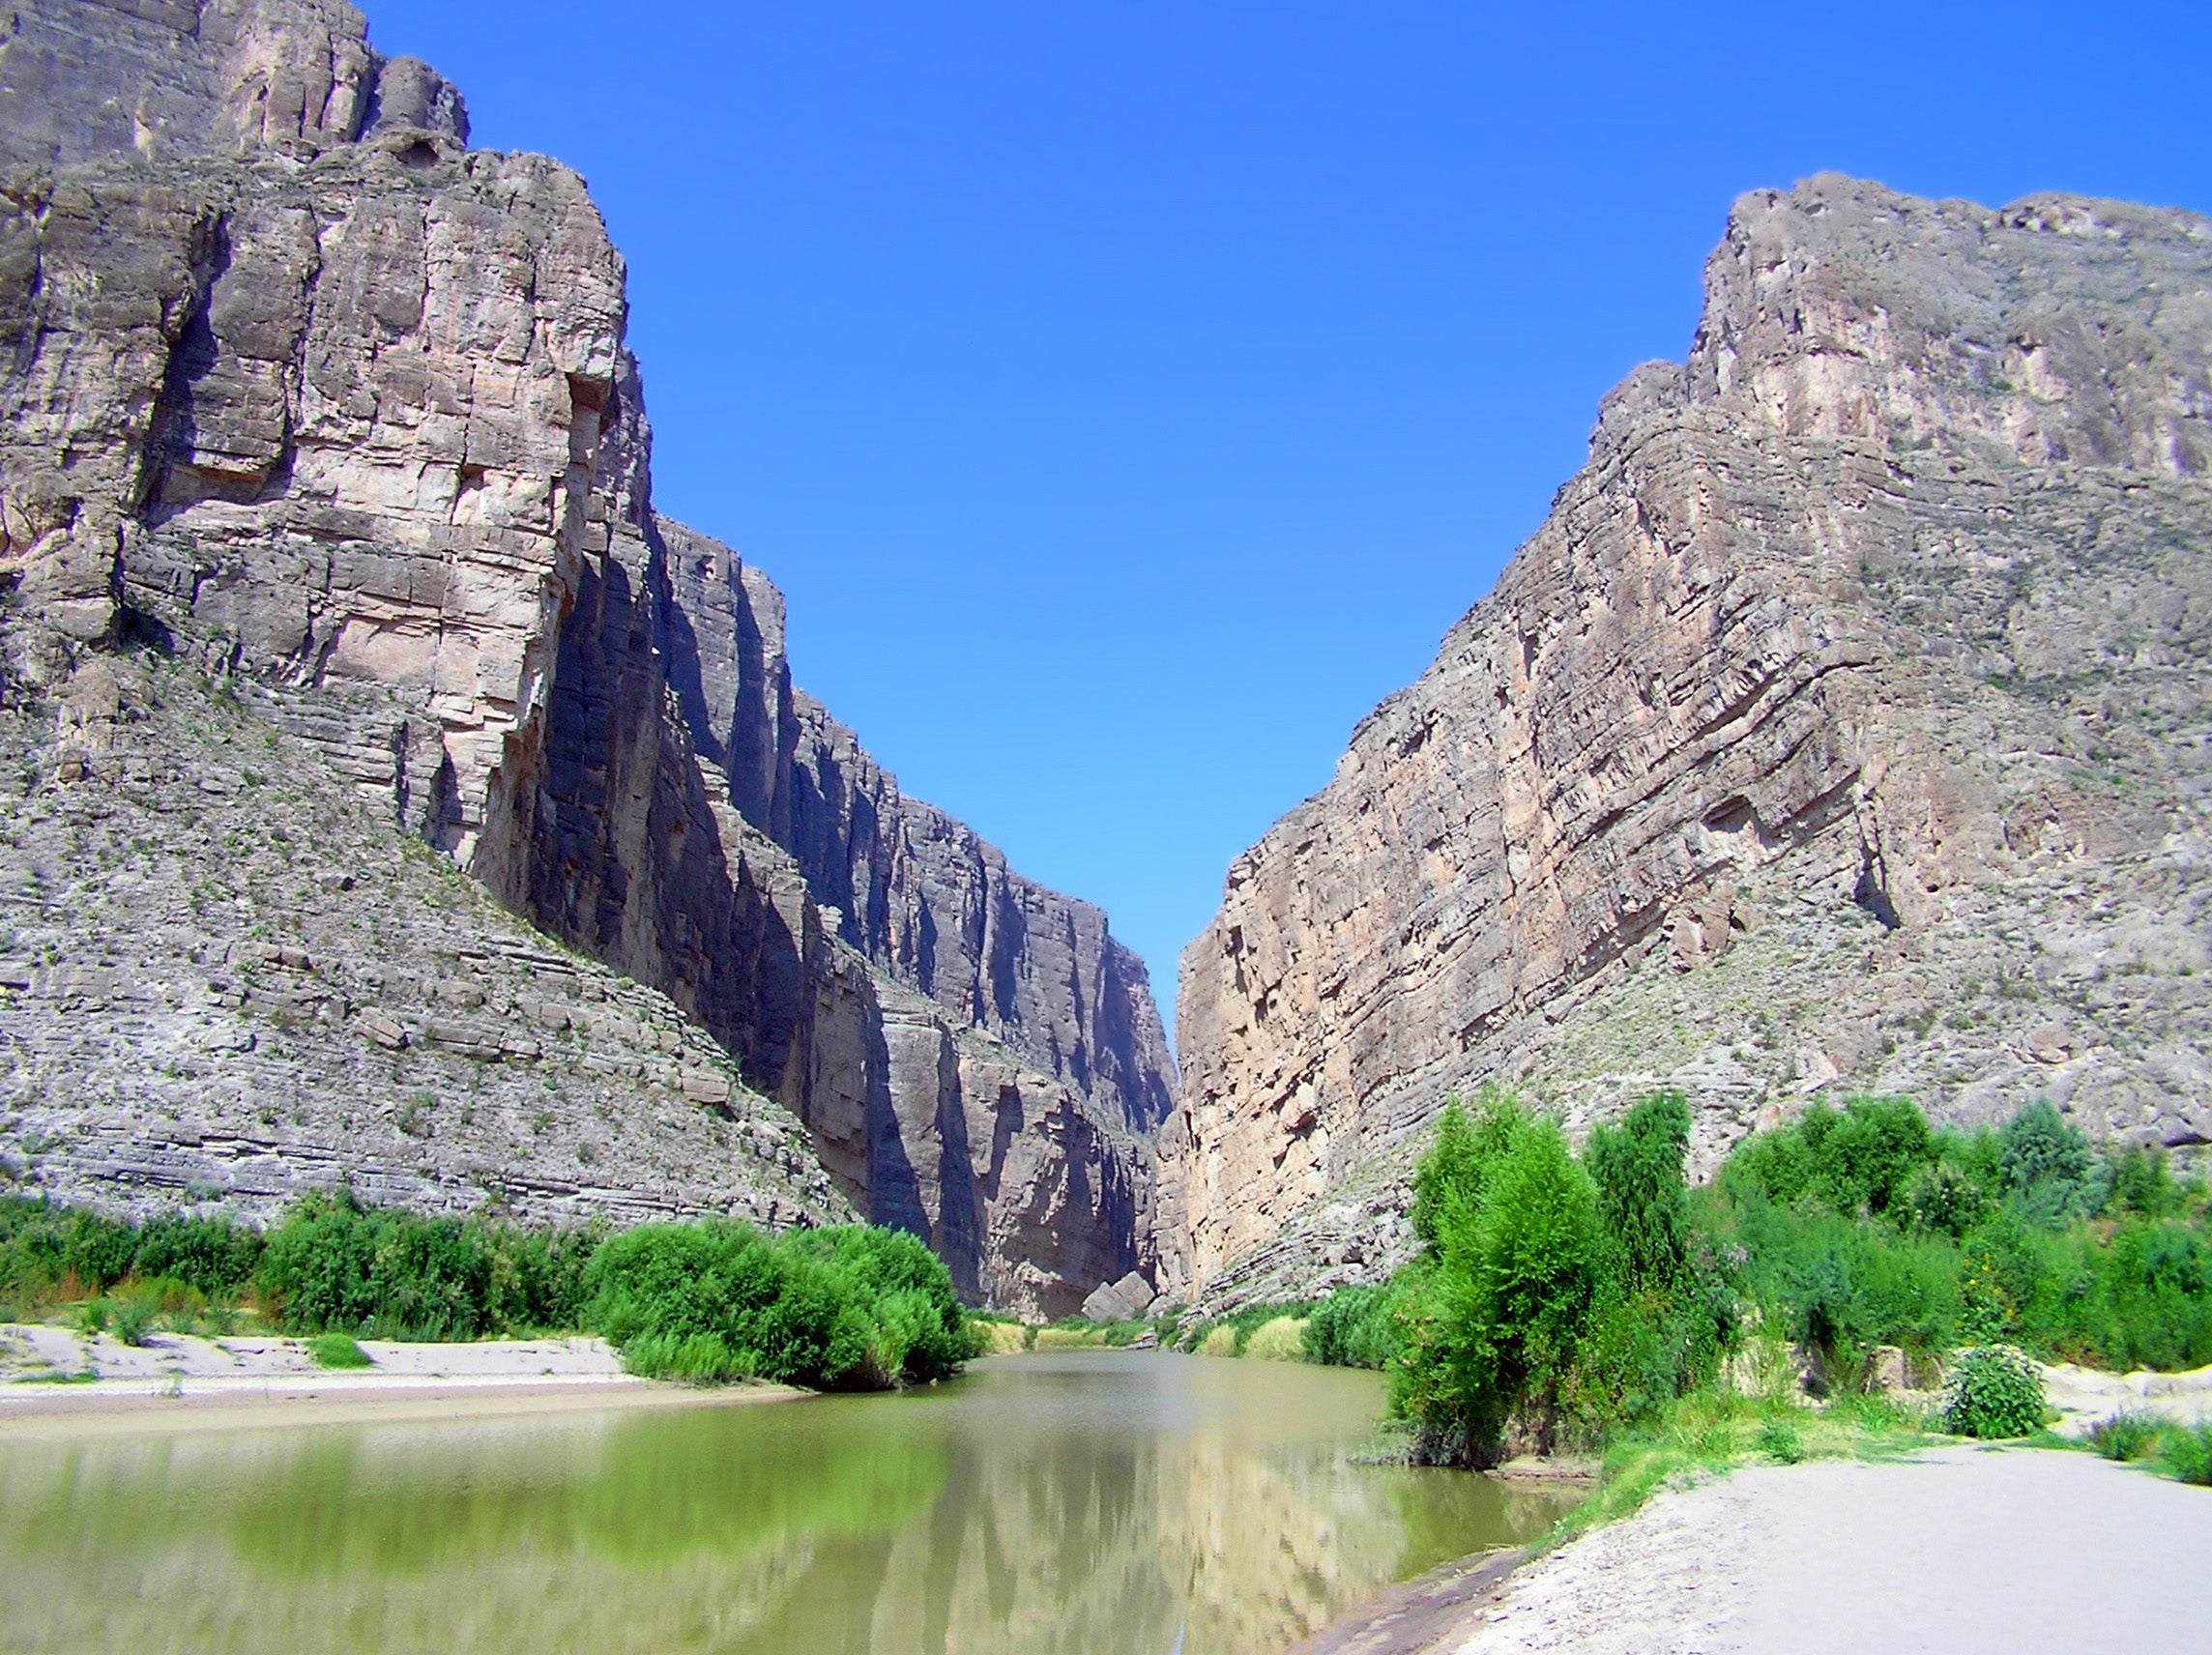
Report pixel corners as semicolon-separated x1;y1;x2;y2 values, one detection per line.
0;1193;976;1391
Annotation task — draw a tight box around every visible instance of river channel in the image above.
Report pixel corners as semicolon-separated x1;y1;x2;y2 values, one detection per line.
0;1351;1571;1653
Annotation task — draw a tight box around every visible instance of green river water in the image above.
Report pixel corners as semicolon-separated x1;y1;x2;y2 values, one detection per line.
0;1351;1570;1653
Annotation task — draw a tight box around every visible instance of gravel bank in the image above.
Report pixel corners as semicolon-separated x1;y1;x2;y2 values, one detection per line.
1451;1446;2211;1655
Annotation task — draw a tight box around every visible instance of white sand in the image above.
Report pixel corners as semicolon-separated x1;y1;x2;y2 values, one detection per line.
1452;1446;2212;1655
0;1323;800;1436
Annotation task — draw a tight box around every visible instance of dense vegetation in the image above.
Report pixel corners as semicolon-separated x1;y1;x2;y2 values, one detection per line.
1274;1089;2211;1466
584;1220;972;1388
0;1191;975;1390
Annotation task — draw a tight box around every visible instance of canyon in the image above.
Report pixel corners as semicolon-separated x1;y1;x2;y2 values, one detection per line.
0;0;1172;1317
6;3;2209;1331
1161;174;2212;1309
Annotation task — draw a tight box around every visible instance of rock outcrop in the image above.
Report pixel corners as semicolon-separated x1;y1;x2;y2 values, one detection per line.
0;0;1172;1315
1163;175;2212;1307
0;644;853;1234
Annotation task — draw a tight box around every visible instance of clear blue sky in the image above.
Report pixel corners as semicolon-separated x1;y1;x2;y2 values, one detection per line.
364;1;2210;1030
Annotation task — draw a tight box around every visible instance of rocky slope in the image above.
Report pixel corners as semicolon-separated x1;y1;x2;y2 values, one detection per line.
1163;174;2212;1308
0;0;1171;1315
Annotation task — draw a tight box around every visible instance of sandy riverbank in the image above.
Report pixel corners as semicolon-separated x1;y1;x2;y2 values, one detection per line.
1436;1445;2212;1655
0;1324;801;1437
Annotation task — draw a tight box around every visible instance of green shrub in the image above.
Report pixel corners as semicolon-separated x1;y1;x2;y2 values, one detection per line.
1998;1100;2108;1226
1725;1096;1932;1219
581;1220;969;1391
254;1191;591;1340
111;1296;157;1347
2159;1422;2212;1486
2088;1409;2164;1462
1392;1097;1606;1461
0;1198;263;1308
1302;1283;1400;1369
306;1332;372;1369
1755;1417;1805;1464
1940;1346;2046;1438
1585;1089;1692;1292
2107;1145;2185;1219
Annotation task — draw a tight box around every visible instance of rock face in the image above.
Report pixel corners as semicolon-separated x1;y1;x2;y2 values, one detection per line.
1163;175;2212;1307
0;0;1172;1315
0;647;854;1234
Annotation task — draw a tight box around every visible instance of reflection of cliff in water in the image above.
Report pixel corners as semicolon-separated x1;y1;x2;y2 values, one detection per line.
0;1356;1570;1655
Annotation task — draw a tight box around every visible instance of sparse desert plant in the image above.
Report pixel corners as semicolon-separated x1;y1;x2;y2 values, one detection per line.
1940;1346;2046;1438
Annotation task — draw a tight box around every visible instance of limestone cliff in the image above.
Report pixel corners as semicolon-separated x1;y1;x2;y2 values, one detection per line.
1164;175;2212;1308
0;0;1171;1315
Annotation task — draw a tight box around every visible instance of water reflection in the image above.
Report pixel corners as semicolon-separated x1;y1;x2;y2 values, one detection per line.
0;1352;1570;1654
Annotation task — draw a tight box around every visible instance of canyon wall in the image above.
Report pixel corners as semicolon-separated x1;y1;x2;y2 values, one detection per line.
0;0;1170;1315
1164;175;2212;1308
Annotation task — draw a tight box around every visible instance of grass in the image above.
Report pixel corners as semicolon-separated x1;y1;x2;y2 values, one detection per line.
1538;1387;1937;1553
2085;1409;2212;1486
306;1332;373;1369
968;1319;1033;1354
1241;1316;1309;1361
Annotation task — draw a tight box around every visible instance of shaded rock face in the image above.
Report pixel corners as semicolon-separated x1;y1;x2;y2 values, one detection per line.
1164;174;2212;1306
0;0;1171;1315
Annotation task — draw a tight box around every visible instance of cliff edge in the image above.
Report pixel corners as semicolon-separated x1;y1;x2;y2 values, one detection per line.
1164;174;2212;1308
0;0;1173;1315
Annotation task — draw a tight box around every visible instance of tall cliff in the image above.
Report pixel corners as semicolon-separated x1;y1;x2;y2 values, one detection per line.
0;0;1172;1315
1163;175;2212;1307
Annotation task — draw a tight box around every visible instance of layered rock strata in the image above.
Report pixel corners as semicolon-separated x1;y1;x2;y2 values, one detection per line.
0;644;851;1231
0;0;1171;1314
1164;175;2212;1307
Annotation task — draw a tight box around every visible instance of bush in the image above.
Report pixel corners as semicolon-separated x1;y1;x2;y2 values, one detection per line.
1391;1096;1608;1461
254;1192;593;1340
1585;1090;1692;1292
111;1296;157;1347
1940;1346;2046;1438
307;1332;373;1369
581;1220;969;1391
2160;1422;2212;1486
1755;1417;1805;1464
0;1199;264;1311
1242;1317;1306;1361
1721;1201;1963;1372
1998;1100;2108;1226
2088;1409;2164;1462
1724;1096;1931;1219
1302;1283;1400;1370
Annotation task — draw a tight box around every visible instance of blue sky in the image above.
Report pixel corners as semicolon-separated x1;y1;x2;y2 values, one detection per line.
364;1;2210;1030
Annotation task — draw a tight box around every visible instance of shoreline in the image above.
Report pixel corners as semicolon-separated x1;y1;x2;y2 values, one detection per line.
1295;1441;2212;1655
0;1323;806;1439
0;1371;806;1439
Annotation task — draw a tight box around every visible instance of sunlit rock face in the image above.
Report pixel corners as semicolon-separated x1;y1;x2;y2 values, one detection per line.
0;0;1172;1315
1164;175;2212;1308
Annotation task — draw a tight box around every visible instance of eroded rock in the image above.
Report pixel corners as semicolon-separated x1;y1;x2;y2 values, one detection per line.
1164;174;2212;1306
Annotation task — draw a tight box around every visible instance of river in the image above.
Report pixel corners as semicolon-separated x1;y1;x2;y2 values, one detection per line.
0;1351;1571;1653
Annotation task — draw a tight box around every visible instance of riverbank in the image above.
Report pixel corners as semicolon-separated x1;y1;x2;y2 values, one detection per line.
0;1324;801;1437
1444;1444;2212;1654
